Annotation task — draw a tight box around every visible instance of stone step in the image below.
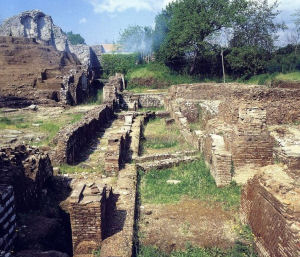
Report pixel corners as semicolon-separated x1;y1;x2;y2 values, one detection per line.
134;150;199;163
136;155;200;172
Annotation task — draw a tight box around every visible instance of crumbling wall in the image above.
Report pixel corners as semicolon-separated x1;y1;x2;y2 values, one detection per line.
53;105;113;165
227;104;274;168
0;145;53;211
241;168;300;257
69;184;110;255
0;10;69;52
121;92;165;110
0;185;16;257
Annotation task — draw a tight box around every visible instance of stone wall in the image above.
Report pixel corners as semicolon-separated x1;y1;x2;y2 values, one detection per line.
69;183;110;255
0;36;97;107
53;105;113;165
240;167;300;257
0;185;16;257
121;92;165;110
0;145;53;211
165;83;300;187
0;10;69;52
104;132;131;174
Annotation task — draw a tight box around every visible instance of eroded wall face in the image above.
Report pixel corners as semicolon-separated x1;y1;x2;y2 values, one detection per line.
0;145;53;211
241;174;300;257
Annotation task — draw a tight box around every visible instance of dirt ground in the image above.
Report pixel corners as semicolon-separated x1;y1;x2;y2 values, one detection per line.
139;197;238;254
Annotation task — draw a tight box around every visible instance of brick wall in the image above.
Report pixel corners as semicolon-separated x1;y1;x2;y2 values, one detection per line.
0;185;16;257
53;105;113;165
69;184;110;255
241;169;300;257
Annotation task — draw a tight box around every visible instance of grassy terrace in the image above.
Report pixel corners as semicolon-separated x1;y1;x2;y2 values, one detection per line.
140;160;241;208
0;108;86;147
138;160;257;257
142;118;192;154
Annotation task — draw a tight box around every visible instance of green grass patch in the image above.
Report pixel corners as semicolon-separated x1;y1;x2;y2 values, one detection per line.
144;139;178;149
140;160;241;209
59;164;98;174
126;63;201;92
142;118;191;153
138;225;256;257
69;113;84;124
275;71;300;82
244;71;300;85
38;122;61;145
138;106;165;112
84;89;103;105
0;116;30;129
139;242;257;257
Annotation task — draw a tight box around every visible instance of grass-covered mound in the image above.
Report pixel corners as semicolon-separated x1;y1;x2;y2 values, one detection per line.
126;63;200;92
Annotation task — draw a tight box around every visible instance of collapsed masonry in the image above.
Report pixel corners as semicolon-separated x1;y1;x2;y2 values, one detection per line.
166;82;300;257
0;186;16;257
0;36;96;107
0;145;55;256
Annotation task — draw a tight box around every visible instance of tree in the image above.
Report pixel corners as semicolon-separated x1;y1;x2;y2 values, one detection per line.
154;0;247;74
66;31;86;45
230;0;285;52
118;25;153;57
288;9;300;55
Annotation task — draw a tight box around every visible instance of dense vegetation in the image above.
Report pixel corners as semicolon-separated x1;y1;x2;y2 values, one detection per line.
66;31;86;45
100;53;140;78
117;0;300;85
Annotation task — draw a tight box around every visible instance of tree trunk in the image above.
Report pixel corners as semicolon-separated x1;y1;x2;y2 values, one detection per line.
189;50;198;75
221;49;226;83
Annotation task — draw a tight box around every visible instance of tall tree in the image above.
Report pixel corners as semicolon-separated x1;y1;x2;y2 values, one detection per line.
154;0;247;74
118;25;153;56
230;0;285;52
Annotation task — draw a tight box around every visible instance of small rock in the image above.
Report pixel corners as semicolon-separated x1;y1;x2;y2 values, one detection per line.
167;180;181;185
145;210;152;215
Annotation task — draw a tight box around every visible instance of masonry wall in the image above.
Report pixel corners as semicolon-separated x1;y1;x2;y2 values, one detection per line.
121;92;165;110
53;105;113;165
70;197;106;255
0;145;53;211
241;172;300;257
0;185;16;256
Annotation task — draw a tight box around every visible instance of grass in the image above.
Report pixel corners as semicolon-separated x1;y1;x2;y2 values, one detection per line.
0;115;30;129
0;111;86;146
59;164;99;174
85;89;103;105
126;63;201;92
142;118;191;153
139;241;257;257
140;160;241;209
244;71;300;85
138;106;165;112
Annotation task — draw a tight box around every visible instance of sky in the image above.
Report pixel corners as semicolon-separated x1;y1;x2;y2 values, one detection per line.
0;0;299;45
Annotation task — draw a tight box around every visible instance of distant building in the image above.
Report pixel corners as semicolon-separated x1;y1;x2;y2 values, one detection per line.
100;44;122;53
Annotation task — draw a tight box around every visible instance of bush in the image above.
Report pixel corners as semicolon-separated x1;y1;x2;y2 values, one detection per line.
100;53;140;78
226;47;269;79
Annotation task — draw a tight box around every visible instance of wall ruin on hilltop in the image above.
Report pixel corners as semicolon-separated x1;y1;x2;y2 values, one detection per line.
0;10;69;52
0;36;96;107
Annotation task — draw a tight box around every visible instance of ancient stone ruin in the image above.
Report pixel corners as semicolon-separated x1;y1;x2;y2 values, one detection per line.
0;8;299;257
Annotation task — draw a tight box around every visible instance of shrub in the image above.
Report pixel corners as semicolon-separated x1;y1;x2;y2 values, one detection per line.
100;53;140;78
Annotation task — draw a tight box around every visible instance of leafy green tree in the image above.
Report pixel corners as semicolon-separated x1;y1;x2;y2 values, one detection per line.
226;46;268;78
154;0;247;74
230;0;285;52
66;31;86;45
118;25;153;56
